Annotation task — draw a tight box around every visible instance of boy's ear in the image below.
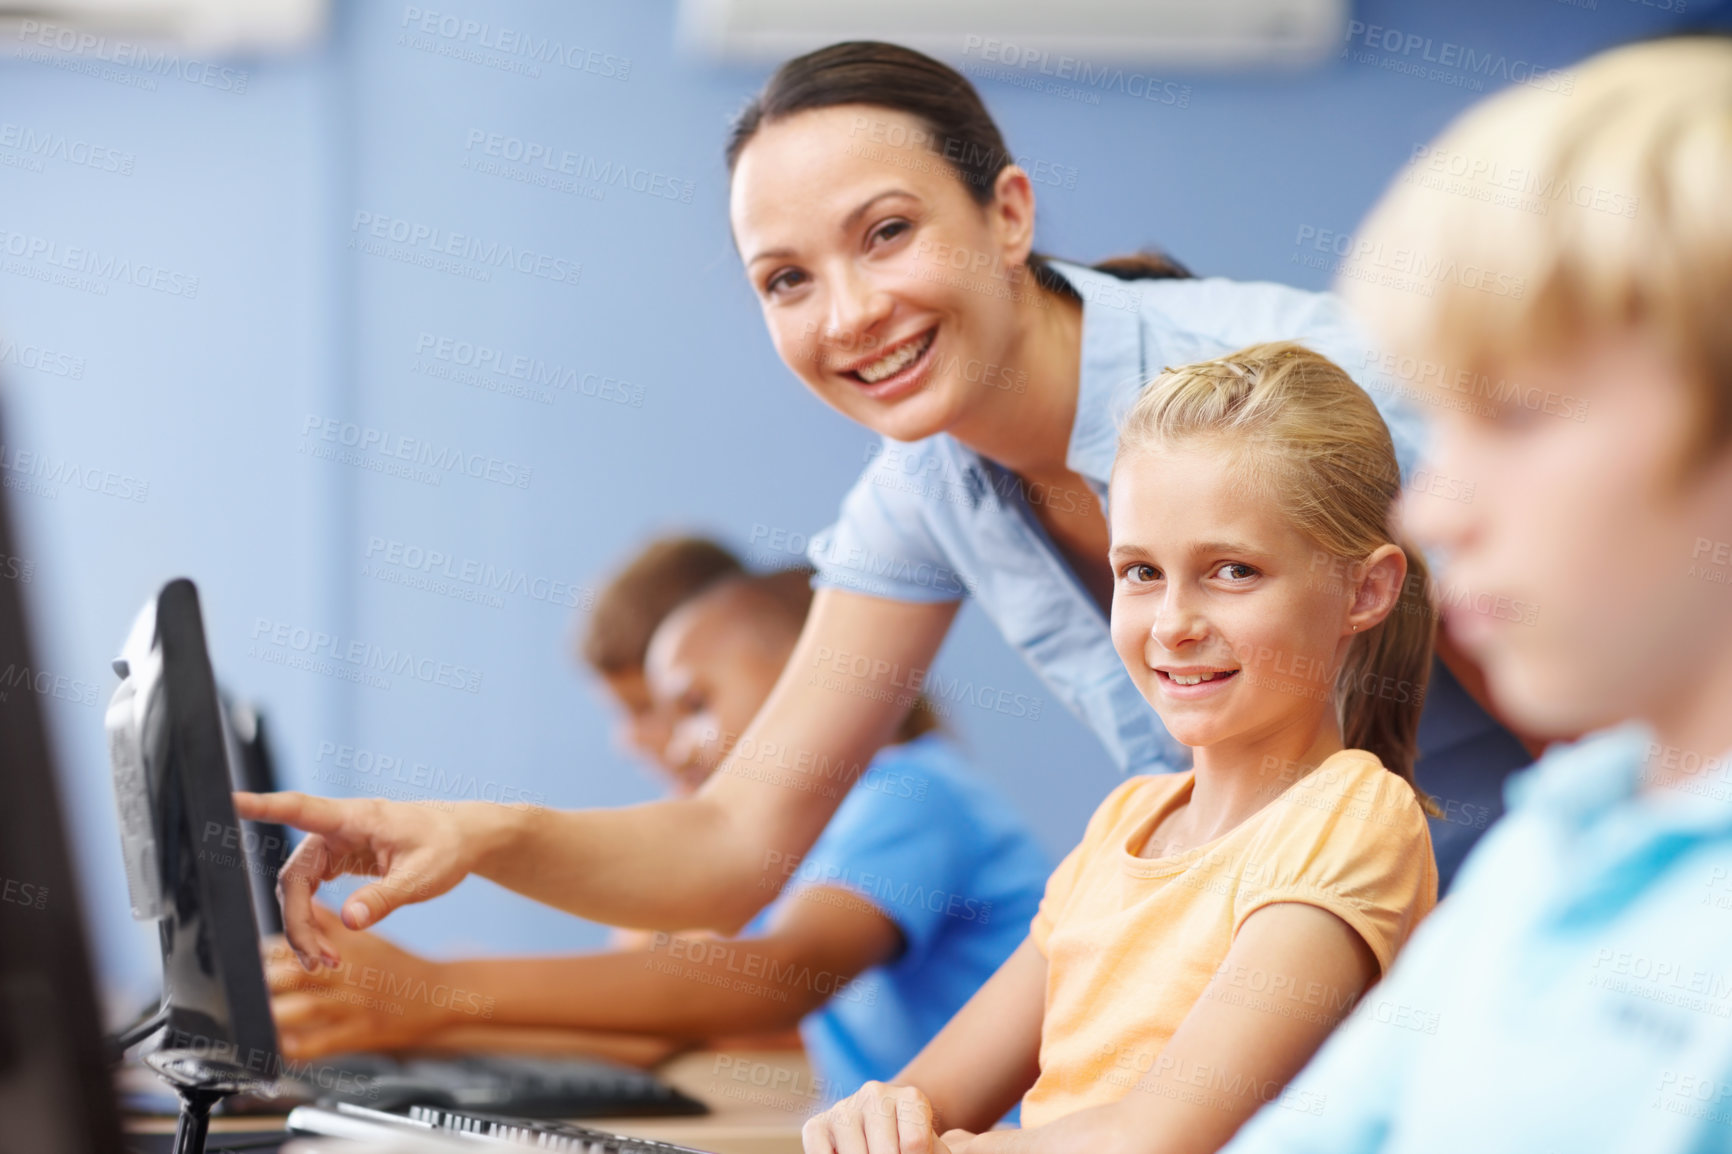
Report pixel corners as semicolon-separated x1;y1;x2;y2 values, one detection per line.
1346;544;1408;633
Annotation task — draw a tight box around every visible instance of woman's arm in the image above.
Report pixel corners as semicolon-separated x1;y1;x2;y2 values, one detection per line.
802;937;1048;1154
269;880;906;1060
237;588;960;968
944;904;1378;1154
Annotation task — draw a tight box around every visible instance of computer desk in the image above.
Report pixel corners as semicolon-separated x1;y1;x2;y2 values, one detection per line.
122;1048;813;1154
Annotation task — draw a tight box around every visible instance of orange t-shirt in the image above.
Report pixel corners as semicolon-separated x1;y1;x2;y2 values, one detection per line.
1021;749;1437;1128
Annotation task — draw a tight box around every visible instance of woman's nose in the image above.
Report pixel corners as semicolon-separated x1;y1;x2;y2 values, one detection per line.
825;268;892;350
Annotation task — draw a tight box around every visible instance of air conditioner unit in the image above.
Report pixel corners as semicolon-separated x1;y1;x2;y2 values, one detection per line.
678;0;1348;69
0;0;326;54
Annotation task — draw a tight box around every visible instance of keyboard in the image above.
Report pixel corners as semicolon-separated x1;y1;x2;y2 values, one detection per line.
286;1102;717;1154
223;1052;708;1118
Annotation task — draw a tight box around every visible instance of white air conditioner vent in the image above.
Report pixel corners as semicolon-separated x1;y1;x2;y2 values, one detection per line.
0;0;325;54
678;0;1348;69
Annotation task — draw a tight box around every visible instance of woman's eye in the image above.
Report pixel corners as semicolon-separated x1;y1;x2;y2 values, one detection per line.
1122;563;1159;584
764;268;806;296
869;219;910;247
1215;562;1258;582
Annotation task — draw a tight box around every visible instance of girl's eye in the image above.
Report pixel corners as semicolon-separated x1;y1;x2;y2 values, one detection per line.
764;268;806;296
1121;563;1159;584
869;219;910;247
1215;562;1259;582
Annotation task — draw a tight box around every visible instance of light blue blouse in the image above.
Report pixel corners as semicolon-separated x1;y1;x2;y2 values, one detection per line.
806;259;1431;776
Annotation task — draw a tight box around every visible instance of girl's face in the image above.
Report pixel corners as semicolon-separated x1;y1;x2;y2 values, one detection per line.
1109;441;1403;756
729;105;1035;444
1400;329;1732;744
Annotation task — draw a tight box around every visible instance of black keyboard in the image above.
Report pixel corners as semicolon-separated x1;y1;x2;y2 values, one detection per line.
222;1052;707;1118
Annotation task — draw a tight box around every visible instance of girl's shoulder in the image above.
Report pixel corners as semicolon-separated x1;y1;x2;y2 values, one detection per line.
1255;749;1433;852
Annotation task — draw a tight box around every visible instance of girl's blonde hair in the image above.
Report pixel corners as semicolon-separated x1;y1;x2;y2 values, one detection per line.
1115;342;1436;789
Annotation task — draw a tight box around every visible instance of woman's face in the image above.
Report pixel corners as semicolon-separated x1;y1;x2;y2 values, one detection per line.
730;104;1036;444
1109;441;1404;757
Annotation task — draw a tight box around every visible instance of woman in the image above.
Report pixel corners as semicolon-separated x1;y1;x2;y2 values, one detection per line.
240;42;1528;969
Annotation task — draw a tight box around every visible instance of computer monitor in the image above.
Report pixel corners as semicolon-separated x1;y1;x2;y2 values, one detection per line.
108;590;708;1129
0;414;127;1154
223;700;290;937
106;578;282;1140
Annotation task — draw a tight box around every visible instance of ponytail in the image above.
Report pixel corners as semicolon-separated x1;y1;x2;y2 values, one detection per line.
1031;248;1195;301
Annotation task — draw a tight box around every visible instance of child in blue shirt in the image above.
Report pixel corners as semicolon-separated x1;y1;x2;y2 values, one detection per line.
1225;35;1732;1154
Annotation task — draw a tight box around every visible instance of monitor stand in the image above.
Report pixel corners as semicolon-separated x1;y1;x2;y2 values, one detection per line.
145;1050;274;1154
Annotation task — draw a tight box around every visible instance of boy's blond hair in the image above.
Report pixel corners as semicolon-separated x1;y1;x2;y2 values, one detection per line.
1342;36;1732;459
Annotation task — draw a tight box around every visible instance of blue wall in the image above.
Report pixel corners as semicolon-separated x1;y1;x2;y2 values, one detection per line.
0;0;1715;1014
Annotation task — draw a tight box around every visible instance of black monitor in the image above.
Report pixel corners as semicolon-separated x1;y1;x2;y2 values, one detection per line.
223;700;290;937
106;578;282;1147
0;419;126;1154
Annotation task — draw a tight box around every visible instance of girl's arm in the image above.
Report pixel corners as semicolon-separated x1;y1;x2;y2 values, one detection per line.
802;937;1048;1154
239;588;961;967
269;882;904;1060
944;904;1378;1154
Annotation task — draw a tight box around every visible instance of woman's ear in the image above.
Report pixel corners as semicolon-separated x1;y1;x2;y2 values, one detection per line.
1346;543;1408;634
988;164;1037;267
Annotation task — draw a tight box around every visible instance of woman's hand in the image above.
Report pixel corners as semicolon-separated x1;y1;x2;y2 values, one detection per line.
803;1081;955;1154
235;792;504;969
265;903;466;1060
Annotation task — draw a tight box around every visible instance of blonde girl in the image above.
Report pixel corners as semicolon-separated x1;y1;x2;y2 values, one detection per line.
804;342;1440;1154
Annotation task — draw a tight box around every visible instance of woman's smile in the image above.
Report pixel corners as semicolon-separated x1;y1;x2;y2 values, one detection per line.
841;325;939;400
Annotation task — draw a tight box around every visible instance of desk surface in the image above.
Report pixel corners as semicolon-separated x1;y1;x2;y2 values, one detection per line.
122;1050;813;1154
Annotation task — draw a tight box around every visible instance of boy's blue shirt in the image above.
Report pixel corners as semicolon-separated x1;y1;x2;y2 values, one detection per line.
742;732;1051;1105
1224;722;1732;1154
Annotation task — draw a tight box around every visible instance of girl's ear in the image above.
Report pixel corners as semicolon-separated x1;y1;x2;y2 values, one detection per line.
1346;543;1408;634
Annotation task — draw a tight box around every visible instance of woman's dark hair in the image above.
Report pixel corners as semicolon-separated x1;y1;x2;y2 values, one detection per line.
725;40;1192;297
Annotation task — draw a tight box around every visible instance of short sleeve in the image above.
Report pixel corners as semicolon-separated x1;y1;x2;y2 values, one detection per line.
1232;757;1439;978
1223;884;1469;1154
1030;777;1161;954
805;438;971;604
1028;841;1084;955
